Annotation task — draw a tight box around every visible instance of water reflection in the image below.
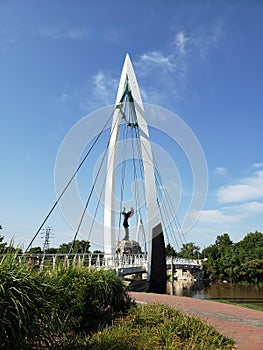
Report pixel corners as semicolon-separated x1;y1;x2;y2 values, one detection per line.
168;280;263;307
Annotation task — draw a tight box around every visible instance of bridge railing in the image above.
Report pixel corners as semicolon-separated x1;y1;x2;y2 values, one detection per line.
1;253;200;273
166;256;200;267
3;253;148;271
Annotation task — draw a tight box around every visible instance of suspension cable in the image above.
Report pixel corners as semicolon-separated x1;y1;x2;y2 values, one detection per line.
25;109;115;253
69;106;123;255
136;123;185;250
117;109;129;241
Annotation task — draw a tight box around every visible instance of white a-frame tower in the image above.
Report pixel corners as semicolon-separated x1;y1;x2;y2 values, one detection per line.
103;54;161;266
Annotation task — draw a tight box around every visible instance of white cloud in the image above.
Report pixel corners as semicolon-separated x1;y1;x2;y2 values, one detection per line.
91;71;118;106
133;17;225;104
135;51;177;73
194;209;243;224
253;162;263;169
93;72;108;96
193;200;263;225
214;167;227;175
230;201;263;215
217;169;263;203
175;31;188;55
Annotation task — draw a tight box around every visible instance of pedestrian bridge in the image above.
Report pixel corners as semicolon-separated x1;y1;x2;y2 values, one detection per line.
21;253;200;276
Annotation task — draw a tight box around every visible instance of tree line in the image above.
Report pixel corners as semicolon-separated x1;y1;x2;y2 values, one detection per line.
166;231;263;284
1;230;263;284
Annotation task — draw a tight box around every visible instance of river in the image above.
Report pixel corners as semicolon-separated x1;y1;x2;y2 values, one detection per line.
168;280;263;307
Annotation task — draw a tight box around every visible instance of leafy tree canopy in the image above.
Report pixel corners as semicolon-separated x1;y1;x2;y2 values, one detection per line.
202;231;263;284
177;242;200;259
58;240;90;254
165;243;177;257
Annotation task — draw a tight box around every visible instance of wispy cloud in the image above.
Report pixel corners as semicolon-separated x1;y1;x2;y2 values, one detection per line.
195;200;263;225
190;18;224;61
175;31;188;55
39;24;90;41
253;162;263;169
79;71;118;110
230;201;263;215
197;209;243;224
132;17;225;106
217;169;263;203
93;72;117;102
135;51;177;74
214;167;227;175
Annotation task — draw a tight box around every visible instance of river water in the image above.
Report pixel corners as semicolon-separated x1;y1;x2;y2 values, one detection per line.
168;281;263;307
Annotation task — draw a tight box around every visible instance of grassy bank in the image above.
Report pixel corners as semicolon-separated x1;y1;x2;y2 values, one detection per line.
86;303;235;350
0;254;130;349
0;255;234;349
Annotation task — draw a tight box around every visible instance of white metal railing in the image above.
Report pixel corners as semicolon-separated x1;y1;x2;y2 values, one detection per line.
166;256;200;267
1;253;200;272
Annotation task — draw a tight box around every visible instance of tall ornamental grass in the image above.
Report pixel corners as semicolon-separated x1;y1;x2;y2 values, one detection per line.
0;255;131;349
0;254;53;349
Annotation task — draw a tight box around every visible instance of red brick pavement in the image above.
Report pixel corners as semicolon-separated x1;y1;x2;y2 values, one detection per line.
129;292;263;350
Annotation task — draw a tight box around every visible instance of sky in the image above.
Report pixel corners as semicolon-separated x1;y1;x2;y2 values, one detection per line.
0;0;263;252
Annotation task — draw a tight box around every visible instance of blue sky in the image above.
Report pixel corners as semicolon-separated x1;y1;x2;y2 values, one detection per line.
1;0;263;251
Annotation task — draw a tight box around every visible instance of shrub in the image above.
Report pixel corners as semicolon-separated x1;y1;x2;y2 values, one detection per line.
0;254;53;349
46;267;131;333
87;303;235;349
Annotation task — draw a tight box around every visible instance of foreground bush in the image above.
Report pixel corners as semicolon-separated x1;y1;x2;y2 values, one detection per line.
87;303;235;350
46;267;131;333
0;256;234;349
0;255;52;349
0;256;130;349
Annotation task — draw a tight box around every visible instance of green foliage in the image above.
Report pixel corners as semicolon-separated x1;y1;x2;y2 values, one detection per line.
58;239;91;254
165;243;177;257
27;246;43;254
44;247;58;254
0;254;130;349
87;303;234;349
202;231;263;284
46;267;130;333
177;242;200;259
0;234;7;252
0;254;53;349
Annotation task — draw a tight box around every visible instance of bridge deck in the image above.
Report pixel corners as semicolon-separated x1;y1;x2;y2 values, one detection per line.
12;253;200;276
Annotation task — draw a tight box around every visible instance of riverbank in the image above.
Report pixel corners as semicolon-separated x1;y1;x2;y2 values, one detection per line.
129;291;263;350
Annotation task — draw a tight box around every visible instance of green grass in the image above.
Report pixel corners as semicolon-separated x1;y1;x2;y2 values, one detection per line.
214;299;263;312
86;303;235;350
0;255;131;349
0;254;235;349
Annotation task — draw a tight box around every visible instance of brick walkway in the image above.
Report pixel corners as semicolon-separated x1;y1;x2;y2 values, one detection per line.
129;292;263;350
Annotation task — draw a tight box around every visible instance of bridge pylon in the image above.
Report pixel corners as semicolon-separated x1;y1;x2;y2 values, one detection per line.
103;54;163;281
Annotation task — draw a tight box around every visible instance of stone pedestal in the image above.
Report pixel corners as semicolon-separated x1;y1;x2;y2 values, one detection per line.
116;240;142;255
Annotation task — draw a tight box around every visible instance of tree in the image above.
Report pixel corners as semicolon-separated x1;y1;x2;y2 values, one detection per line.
44;247;58;254
27;247;43;255
215;233;233;247
165;243;177;257
237;231;263;261
0;235;7;252
202;231;263;283
58;240;90;254
178;242;200;259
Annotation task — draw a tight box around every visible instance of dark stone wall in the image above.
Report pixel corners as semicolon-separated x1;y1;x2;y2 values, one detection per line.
149;223;166;294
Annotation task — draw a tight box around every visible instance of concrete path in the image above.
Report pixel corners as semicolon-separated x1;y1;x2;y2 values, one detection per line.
129;292;263;350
